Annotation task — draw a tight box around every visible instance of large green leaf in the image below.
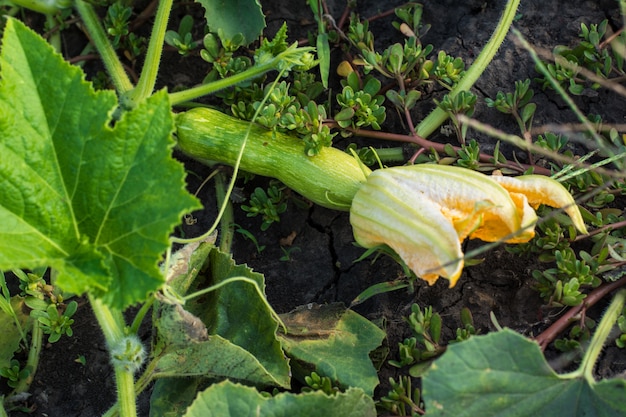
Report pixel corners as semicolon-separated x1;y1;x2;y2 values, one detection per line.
0;19;200;308
196;0;265;45
185;247;291;388
278;303;386;396
152;303;289;387
150;245;291;415
183;380;377;417
423;329;626;417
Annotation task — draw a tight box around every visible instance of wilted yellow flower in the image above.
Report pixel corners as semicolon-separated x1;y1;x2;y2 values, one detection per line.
349;164;587;287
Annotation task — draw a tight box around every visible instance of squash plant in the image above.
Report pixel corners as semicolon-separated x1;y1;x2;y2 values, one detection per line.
1;0;625;416
0;10;393;417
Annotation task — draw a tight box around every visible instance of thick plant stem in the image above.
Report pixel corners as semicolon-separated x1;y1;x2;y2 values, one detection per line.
89;296;137;417
128;0;173;104
215;172;235;253
579;289;626;382
168;60;278;106
75;0;133;95
415;0;520;139
13;320;43;394
114;367;137;417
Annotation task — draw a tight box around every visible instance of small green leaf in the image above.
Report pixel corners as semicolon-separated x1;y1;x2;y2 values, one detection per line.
334;107;355;122
317;32;330;89
196;0;265;45
183;381;376;417
423;329;626;416
521;102;536;124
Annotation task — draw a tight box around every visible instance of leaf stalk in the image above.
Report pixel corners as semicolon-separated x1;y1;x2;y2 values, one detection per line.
127;0;174;104
416;0;520;138
74;0;134;95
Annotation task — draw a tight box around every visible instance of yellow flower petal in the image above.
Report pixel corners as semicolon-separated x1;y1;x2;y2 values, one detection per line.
490;174;588;235
382;165;525;242
350;168;464;286
502;192;538;243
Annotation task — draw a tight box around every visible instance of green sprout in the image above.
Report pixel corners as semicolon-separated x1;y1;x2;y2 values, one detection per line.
302;372;339;396
436;90;477;144
165;15;198;56
433;50;466;88
335;72;386;130
31;301;78;343
378;375;423;417
486;79;536;137
241;184;287;231
0;360;29;389
104;1;132;48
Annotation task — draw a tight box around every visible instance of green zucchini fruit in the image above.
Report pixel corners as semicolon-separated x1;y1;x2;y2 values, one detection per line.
175;107;371;211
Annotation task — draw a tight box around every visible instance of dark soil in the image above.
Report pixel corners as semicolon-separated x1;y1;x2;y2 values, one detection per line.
4;0;626;416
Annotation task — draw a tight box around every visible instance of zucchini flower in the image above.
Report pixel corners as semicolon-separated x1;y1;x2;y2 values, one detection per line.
349;164;587;287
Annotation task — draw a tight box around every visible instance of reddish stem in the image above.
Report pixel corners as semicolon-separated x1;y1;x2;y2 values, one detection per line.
574;219;626;242
534;276;626;351
326;121;552;175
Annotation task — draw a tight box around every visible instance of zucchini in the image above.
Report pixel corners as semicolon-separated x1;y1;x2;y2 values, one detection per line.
175;107;371;211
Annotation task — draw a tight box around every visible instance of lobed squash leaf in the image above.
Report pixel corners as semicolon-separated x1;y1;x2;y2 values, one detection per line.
423;329;626;417
0;19;200;309
182;380;376;417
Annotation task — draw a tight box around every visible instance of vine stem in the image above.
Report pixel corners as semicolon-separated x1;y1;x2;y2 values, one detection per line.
13;320;43;394
89;296;137;417
325;121;550;175
579;289;626;381
415;0;520;139
215;171;235;253
559;289;626;381
168;60;279;106
74;0;133;95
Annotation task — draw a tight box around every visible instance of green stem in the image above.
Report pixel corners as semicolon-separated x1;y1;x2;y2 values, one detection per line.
0;397;7;417
374;147;406;163
215;172;235;253
168;60;278;106
129;298;153;335
127;0;173;104
89;296;137;417
114;366;137;417
13;320;43;394
100;356;160;417
580;289;626;381
46;14;61;52
75;0;133;95
416;0;520;138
